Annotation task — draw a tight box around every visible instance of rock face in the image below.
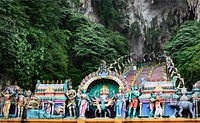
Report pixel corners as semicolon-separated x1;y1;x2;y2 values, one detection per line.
78;0;199;57
127;0;188;57
78;0;98;22
187;0;200;21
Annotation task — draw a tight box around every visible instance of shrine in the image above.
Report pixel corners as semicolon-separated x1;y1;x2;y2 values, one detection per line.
27;80;68;118
0;57;199;123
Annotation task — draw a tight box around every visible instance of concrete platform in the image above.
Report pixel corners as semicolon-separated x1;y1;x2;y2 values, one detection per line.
0;118;200;123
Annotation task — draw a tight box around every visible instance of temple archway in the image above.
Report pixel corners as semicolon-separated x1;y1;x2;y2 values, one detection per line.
78;70;128;95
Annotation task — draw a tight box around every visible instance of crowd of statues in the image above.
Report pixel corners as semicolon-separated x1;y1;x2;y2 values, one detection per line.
0;81;197;119
0;83;138;118
0;86;33;118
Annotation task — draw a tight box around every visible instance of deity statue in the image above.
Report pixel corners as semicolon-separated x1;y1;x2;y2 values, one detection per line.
154;92;162;118
46;101;54;115
98;60;108;73
66;85;77;117
121;89;129;118
55;106;65;115
24;89;32;117
1;90;15;118
147;93;156;118
92;85;114;117
36;80;41;92
99;85;110;107
27;96;39;109
78;86;91;117
25;89;32;104
98;60;109;78
0;93;4;115
128;85;140;118
114;87;125;117
17;89;25;118
122;100;127;118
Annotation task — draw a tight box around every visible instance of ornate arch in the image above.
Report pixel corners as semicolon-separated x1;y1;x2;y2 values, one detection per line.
78;69;128;94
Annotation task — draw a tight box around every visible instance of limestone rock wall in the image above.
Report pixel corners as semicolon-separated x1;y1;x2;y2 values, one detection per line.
77;0;199;57
78;0;99;22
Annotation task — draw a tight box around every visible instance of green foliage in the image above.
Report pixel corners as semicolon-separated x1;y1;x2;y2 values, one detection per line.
42;29;71;80
0;0;128;90
91;0;128;33
73;23;127;73
164;21;200;89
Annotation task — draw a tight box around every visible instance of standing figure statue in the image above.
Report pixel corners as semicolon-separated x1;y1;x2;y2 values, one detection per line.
154;92;162;118
1;90;15;118
66;85;77;117
46;101;54;115
128;85;140;118
115;87;124;117
24;89;32;106
23;89;32;118
17;89;25;118
78;86;91;117
0;93;4;115
147;94;156;118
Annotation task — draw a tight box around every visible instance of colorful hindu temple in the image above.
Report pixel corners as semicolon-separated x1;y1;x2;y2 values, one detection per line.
0;56;200;123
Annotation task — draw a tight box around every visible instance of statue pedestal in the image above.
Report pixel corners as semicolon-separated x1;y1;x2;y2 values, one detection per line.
114;118;123;123
27;109;40;119
77;117;86;123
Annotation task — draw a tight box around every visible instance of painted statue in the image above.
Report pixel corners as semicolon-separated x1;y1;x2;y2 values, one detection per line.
1;90;15;118
27;96;39;109
24;89;32;117
147;94;156;118
122;89;129;118
98;60;108;73
170;88;195;118
121;100;127;118
0;93;4;115
78;86;91;117
98;60;109;78
128;85;140;118
66;85;77;117
24;89;32;105
46;101;54;115
55;106;65;115
154;92;162;118
92;85;114;117
17;89;25;118
114;87;124;117
92;92;101;113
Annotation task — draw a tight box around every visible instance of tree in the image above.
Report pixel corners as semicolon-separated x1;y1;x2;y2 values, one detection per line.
164;21;200;89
